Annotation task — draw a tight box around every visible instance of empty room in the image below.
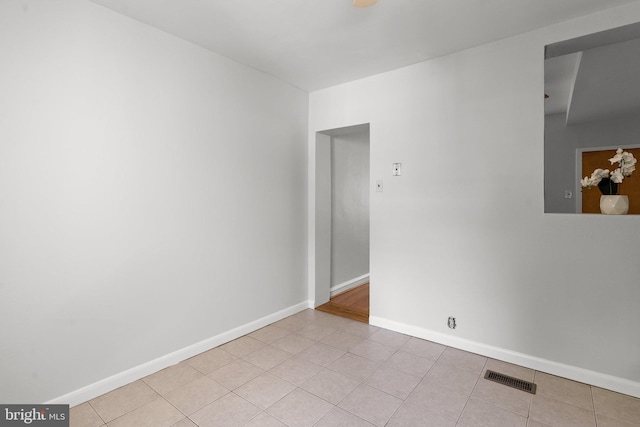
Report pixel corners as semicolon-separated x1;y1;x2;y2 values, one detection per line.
1;0;640;426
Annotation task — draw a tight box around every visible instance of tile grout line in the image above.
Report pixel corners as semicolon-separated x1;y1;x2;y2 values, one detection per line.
160;394;192;426
590;386;598;427
87;400;108;426
324;340;399;425
454;357;489;425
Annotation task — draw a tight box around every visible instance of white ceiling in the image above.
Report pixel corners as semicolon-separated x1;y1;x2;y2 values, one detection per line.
87;0;639;92
544;22;640;125
544;53;581;116
567;37;640;124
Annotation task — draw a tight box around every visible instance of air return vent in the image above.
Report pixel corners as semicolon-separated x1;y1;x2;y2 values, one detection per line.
484;370;537;394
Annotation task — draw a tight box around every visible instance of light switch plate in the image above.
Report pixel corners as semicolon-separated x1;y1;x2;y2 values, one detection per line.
393;163;402;176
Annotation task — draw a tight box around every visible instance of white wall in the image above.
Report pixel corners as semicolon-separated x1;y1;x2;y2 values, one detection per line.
314;133;332;307
545;113;640;213
0;0;308;403
309;2;640;397
331;131;370;287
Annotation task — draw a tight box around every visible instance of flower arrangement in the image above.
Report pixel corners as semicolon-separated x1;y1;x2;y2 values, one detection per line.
580;148;637;195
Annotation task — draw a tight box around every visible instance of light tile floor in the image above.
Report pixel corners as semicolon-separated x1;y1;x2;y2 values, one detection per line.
70;309;640;427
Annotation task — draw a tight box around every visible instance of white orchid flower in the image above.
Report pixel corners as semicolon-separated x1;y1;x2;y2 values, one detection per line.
610;168;624;183
583;149;635;191
621;151;635;163
591;168;609;180
622;163;636;176
608;148;624;165
581;169;609;188
580;176;592;188
609;149;637;171
621;152;637;176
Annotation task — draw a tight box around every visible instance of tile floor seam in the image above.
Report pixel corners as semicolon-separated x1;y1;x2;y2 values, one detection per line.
231;391;263;414
468;394;532;425
591;406;637;426
262;404;287;426
589;385;598;427
163;390;188;418
472;390;533;419
422;356;437;378
306;386;345;409
318;408;371;427
332;384;355;410
421;367;479;397
455;392;474;424
534;391;599;414
94;383;162;425
87;401;108;426
469;357;486;395
335;386;388;426
185;414;198;426
100;397;157;427
385;404;403;427
266;383;298;412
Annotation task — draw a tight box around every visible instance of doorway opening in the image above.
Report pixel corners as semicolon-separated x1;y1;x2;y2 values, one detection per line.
317;283;369;323
314;123;370;322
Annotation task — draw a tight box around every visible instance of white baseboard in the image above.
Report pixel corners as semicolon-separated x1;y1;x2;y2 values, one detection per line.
330;273;369;297
48;301;311;407
369;315;640;399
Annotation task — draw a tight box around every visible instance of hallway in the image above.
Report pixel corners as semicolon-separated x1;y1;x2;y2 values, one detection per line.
316;283;369;323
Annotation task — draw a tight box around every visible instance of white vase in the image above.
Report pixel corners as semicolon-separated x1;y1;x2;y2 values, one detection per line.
600;195;629;215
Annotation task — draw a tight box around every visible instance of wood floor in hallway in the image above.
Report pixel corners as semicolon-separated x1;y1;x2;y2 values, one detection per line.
316;283;369;323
